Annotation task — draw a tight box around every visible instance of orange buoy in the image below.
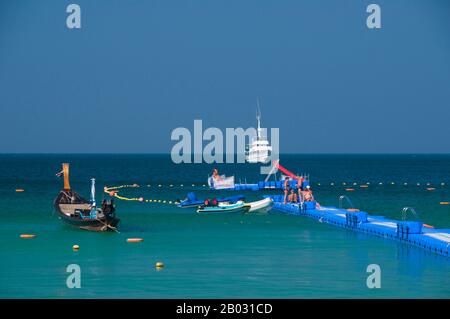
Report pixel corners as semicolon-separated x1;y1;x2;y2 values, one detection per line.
345;188;355;191
440;202;449;205
423;224;434;229
15;189;25;192
426;188;435;191
360;185;369;188
20;234;36;238
127;238;144;243
346;208;360;212
73;244;80;250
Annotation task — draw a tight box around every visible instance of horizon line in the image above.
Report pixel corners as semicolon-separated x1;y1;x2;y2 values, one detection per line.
1;152;450;155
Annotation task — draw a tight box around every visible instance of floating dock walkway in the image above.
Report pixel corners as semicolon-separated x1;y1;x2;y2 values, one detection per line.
266;195;450;258
219;179;307;191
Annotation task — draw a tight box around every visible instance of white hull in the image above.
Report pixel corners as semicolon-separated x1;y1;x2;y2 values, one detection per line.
244;198;273;213
246;154;271;164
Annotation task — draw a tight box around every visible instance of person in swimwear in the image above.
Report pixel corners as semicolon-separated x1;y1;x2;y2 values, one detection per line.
212;168;220;180
283;177;290;204
303;185;314;202
288;189;298;203
296;178;303;202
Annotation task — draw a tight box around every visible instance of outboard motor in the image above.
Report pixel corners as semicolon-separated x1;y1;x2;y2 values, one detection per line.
204;199;218;207
101;198;116;217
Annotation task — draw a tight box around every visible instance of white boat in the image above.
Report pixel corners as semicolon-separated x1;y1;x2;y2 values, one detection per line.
197;200;249;214
246;99;272;163
244;197;273;213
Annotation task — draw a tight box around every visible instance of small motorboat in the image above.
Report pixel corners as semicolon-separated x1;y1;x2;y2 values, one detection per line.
53;163;120;232
244;197;273;213
177;192;244;208
197;200;250;214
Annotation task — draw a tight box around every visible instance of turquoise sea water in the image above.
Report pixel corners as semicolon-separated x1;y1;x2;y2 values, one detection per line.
0;154;449;298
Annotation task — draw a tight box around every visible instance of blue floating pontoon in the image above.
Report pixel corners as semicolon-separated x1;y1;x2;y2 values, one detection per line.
265;195;450;258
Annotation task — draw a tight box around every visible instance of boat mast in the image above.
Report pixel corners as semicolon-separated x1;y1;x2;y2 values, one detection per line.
256;97;262;141
62;163;70;190
90;178;96;208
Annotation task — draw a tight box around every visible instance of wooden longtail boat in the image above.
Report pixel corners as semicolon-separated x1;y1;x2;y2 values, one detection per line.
53;163;119;231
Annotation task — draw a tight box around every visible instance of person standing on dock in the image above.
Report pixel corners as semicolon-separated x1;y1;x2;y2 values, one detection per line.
212;168;220;180
283;177;290;204
296;178;303;203
303;185;315;202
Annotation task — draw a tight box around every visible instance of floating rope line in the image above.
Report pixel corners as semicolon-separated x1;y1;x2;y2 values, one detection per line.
104;185;178;205
102;181;448;189
104;182;448;189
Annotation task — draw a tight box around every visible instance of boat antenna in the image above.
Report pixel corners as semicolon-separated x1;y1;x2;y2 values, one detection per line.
256;97;262;139
256;97;261;124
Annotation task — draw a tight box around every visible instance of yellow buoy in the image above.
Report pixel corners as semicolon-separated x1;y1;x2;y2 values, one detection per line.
440;202;449;205
20;234;36;238
15;189;25;192
127;238;144;243
155;261;164;269
360;185;369;188
73;244;80;251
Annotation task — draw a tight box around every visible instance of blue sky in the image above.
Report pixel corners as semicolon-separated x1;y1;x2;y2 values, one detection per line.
0;0;449;153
